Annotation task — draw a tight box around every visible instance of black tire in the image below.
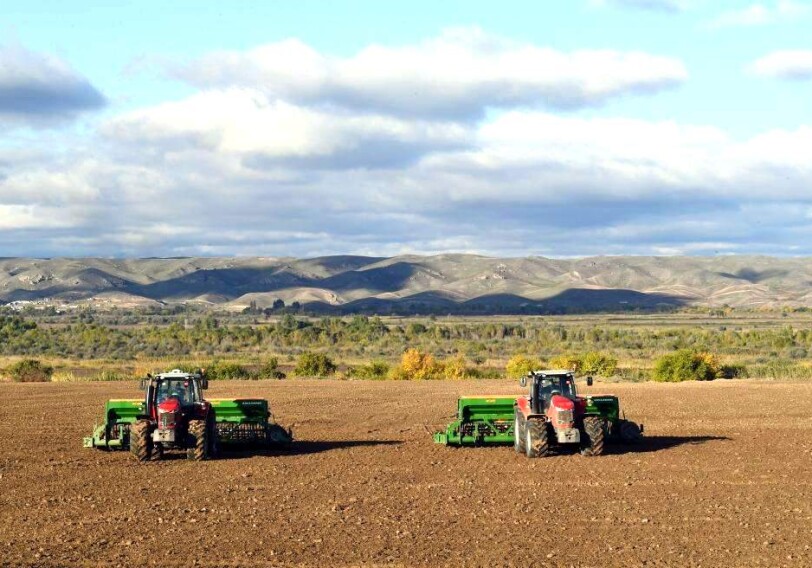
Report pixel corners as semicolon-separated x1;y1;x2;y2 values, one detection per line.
265;424;292;450
514;410;526;454
581;416;606;457
130;419;153;463
187;419;208;461
206;414;219;458
619;420;642;443
525;418;550;458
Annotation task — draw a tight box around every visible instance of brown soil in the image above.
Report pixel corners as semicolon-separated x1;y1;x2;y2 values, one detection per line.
0;379;810;567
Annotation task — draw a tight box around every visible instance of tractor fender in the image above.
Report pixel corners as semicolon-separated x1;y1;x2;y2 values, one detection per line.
579;411;607;427
515;397;546;420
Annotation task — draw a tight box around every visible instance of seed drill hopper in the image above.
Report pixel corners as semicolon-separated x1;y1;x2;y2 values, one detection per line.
432;395;517;445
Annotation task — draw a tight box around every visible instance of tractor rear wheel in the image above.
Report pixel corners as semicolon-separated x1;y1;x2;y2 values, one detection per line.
514;410;526;454
525;418;550;458
619;420;642;443
130;419;153;463
581;416;606;457
188;419;208;461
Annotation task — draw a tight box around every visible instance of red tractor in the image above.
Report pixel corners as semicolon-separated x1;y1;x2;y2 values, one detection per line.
130;369;217;462
514;370;641;458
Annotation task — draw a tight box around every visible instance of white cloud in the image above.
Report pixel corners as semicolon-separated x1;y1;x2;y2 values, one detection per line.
750;50;812;79
104;88;470;168
172;27;688;118
0;204;77;229
416;113;812;206
706;1;809;28
0;44;106;124
0;163;101;204
2;103;810;257
590;0;689;12
2;30;812;258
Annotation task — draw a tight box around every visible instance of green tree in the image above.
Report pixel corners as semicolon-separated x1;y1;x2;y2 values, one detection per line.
294;352;336;377
652;350;720;382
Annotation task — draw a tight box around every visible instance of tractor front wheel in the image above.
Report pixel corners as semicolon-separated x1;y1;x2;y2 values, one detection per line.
514;410;526;454
525;418;550;458
581;416;606;457
188;419;208;461
130;419;153;463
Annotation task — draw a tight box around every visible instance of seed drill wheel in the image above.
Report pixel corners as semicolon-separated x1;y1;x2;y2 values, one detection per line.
206;415;219;458
130;419;153;463
619;420;642;443
187;419;208;461
525;418;550;458
581;416;606;457
514;410;526;454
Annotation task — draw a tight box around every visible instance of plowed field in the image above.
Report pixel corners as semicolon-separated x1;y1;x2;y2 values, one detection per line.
1;379;810;567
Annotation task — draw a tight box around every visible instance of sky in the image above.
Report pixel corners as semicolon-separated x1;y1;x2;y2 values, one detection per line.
1;0;812;258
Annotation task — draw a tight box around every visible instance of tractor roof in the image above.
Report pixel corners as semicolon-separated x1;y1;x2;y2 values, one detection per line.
154;369;201;379
532;369;575;376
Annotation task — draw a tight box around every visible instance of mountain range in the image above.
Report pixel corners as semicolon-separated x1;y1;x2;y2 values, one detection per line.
1;255;810;314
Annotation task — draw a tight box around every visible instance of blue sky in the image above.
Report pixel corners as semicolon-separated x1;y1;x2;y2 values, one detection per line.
1;0;812;257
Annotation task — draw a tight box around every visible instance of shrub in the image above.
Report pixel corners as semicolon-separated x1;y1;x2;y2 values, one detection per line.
466;367;502;380
205;361;251;380
652;350;721;382
406;322;428;335
164;363;201;375
615;367;651;382
348;361;390;380
51;371;79;383
8;359;53;383
294;352;337;377
549;354;582;372
580;352;618;377
389;348;440;380
441;356;470;380
748;361;812;380
257;357;286;380
96;370;128;382
719;363;749;379
506;355;542;378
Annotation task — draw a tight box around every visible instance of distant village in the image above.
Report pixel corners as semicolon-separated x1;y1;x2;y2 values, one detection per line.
3;299;72;313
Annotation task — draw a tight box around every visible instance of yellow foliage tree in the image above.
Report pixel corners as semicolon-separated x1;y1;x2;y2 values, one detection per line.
393;348;439;380
506;355;542;378
549;354;582;372
442;356;468;380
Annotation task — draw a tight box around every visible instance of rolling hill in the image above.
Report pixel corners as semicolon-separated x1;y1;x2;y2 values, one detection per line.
1;255;810;313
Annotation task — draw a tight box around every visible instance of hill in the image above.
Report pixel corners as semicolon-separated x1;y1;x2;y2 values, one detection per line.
1;255;810;313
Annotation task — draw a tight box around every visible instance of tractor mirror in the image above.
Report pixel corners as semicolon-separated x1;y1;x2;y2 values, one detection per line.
139;378;147;390
201;378;209;390
586;376;593;386
519;376;527;387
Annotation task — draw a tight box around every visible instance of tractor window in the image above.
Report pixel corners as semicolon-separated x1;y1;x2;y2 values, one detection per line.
539;377;576;399
156;379;199;405
561;378;576;398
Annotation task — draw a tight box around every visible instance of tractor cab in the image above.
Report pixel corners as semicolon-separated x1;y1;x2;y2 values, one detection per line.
155;377;202;406
520;370;582;414
136;370;213;451
140;369;208;419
